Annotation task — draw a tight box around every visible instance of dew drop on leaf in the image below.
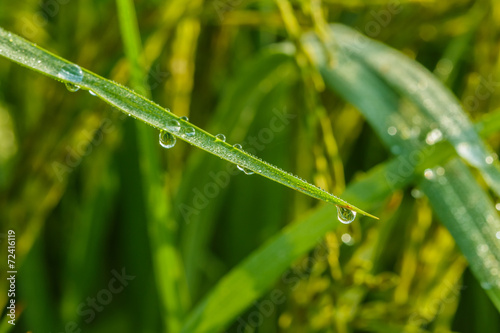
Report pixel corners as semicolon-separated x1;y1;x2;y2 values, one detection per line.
159;130;176;149
215;133;226;142
167;120;180;132
182;127;195;137
337;206;356;224
58;63;83;83
180;116;189;121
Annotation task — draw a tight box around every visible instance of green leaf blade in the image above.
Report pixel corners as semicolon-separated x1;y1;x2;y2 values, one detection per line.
0;26;376;219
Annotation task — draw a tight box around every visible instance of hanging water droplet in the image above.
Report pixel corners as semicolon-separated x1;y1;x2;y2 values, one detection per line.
65;82;80;92
215;133;226;142
182;127;195;137
237;165;254;175
89;90;97;96
58;63;83;83
180;116;189;121
166;120;180;132
336;206;356;224
233;144;242;149
159;130;176;149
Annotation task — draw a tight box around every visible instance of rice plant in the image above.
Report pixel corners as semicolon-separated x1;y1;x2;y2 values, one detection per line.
0;0;499;332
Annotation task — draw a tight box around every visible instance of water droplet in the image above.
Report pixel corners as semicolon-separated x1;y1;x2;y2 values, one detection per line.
387;126;397;136
495;203;500;211
89;90;97;96
486;155;494;164
58;63;83;83
496;231;500;240
425;128;443;145
182;127;195;137
424;168;435;180
341;233;353;245
337;206;356;224
159;130;176;149
237;165;254;175
65;82;80;92
436;167;445;176
233;144;242;149
215;133;226;142
180;116;189;121
166;120;180;132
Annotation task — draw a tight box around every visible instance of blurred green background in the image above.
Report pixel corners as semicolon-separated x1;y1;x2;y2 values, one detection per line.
1;0;500;332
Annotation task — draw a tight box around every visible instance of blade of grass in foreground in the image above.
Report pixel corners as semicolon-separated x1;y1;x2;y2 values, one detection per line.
0;26;376;219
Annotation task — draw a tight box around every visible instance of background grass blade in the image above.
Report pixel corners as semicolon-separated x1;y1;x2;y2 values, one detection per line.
303;24;500;311
329;23;500;197
116;0;190;331
180;108;500;332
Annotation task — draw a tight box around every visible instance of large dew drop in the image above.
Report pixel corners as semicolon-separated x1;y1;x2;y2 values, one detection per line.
182;127;195;137
58;63;83;83
336;206;356;224
159;130;176;149
215;133;226;142
166;120;181;132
